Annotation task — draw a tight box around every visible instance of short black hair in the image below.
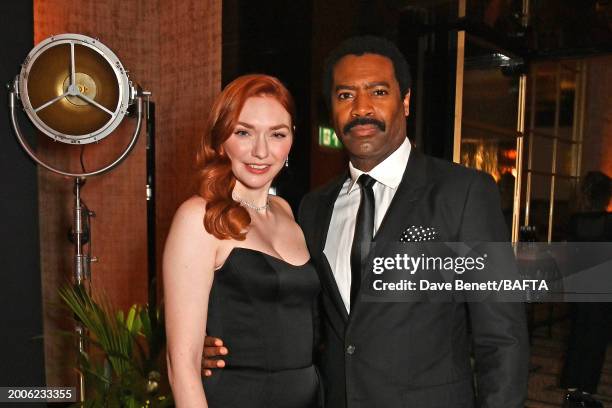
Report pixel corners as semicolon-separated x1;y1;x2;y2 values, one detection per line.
322;35;412;108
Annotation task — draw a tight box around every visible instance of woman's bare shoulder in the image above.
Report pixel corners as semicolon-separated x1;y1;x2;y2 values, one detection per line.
164;195;218;274
167;195;214;244
175;195;207;217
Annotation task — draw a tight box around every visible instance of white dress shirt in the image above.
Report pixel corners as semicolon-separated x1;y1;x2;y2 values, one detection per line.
323;138;412;312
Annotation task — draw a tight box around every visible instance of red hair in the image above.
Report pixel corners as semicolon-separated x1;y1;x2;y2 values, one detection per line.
197;74;295;240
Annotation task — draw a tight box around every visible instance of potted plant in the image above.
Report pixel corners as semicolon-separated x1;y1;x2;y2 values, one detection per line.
59;284;173;407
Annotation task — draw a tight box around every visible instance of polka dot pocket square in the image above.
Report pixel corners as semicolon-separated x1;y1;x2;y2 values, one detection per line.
399;225;439;242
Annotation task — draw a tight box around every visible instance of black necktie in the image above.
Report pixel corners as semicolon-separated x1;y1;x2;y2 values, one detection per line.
350;174;376;309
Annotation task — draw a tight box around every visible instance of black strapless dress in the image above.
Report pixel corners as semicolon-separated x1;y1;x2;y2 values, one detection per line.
203;247;321;408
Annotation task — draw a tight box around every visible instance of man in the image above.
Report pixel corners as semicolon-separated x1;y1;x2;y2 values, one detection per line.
204;36;529;408
561;171;612;408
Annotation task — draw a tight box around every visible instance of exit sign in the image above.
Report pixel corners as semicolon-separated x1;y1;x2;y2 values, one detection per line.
318;126;343;149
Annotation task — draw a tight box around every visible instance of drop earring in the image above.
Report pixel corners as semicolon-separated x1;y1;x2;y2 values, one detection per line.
284;157;289;168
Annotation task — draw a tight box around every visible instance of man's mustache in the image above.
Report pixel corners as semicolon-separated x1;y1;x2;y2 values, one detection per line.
343;117;386;134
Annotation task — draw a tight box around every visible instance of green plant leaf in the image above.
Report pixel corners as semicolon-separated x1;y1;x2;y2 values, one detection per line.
58;284;171;406
125;305;137;331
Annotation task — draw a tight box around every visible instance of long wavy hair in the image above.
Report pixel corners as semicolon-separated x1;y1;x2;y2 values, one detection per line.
196;74;295;240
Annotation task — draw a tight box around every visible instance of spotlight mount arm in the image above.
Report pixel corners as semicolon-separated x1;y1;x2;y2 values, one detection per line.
7;85;150;179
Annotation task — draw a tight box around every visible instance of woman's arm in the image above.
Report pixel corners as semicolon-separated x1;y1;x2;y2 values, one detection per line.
164;196;217;408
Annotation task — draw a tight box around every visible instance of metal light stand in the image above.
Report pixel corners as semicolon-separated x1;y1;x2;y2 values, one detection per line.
73;176;89;402
8;86;150;403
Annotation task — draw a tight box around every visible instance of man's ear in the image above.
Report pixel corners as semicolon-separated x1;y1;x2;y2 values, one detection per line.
403;90;411;117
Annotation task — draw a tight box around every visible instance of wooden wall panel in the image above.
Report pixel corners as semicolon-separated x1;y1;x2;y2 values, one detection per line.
33;0;221;387
155;1;222;298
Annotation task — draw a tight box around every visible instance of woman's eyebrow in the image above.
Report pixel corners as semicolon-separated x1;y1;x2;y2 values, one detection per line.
270;124;291;131
236;121;255;129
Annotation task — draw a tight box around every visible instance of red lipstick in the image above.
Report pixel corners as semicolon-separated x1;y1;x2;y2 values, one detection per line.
244;163;271;174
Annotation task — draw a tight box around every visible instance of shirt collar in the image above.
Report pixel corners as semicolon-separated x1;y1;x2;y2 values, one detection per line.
347;137;411;194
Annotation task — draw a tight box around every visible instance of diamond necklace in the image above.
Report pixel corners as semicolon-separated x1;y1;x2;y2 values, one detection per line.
232;193;270;212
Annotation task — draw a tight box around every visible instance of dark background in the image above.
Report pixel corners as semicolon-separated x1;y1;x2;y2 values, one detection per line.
0;1;46;387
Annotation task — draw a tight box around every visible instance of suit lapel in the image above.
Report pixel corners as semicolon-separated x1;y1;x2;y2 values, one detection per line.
348;149;430;321
373;149;429;244
312;173;350;324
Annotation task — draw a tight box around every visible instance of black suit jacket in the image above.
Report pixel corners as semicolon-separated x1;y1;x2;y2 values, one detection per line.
298;149;529;408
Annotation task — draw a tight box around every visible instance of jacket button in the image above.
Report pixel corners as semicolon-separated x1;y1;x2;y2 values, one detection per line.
346;344;356;355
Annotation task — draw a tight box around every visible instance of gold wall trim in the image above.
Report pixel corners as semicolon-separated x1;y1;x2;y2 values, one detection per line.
453;30;465;164
453;0;466;163
512;74;527;242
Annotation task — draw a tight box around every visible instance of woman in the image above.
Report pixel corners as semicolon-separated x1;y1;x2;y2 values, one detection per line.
164;75;320;407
